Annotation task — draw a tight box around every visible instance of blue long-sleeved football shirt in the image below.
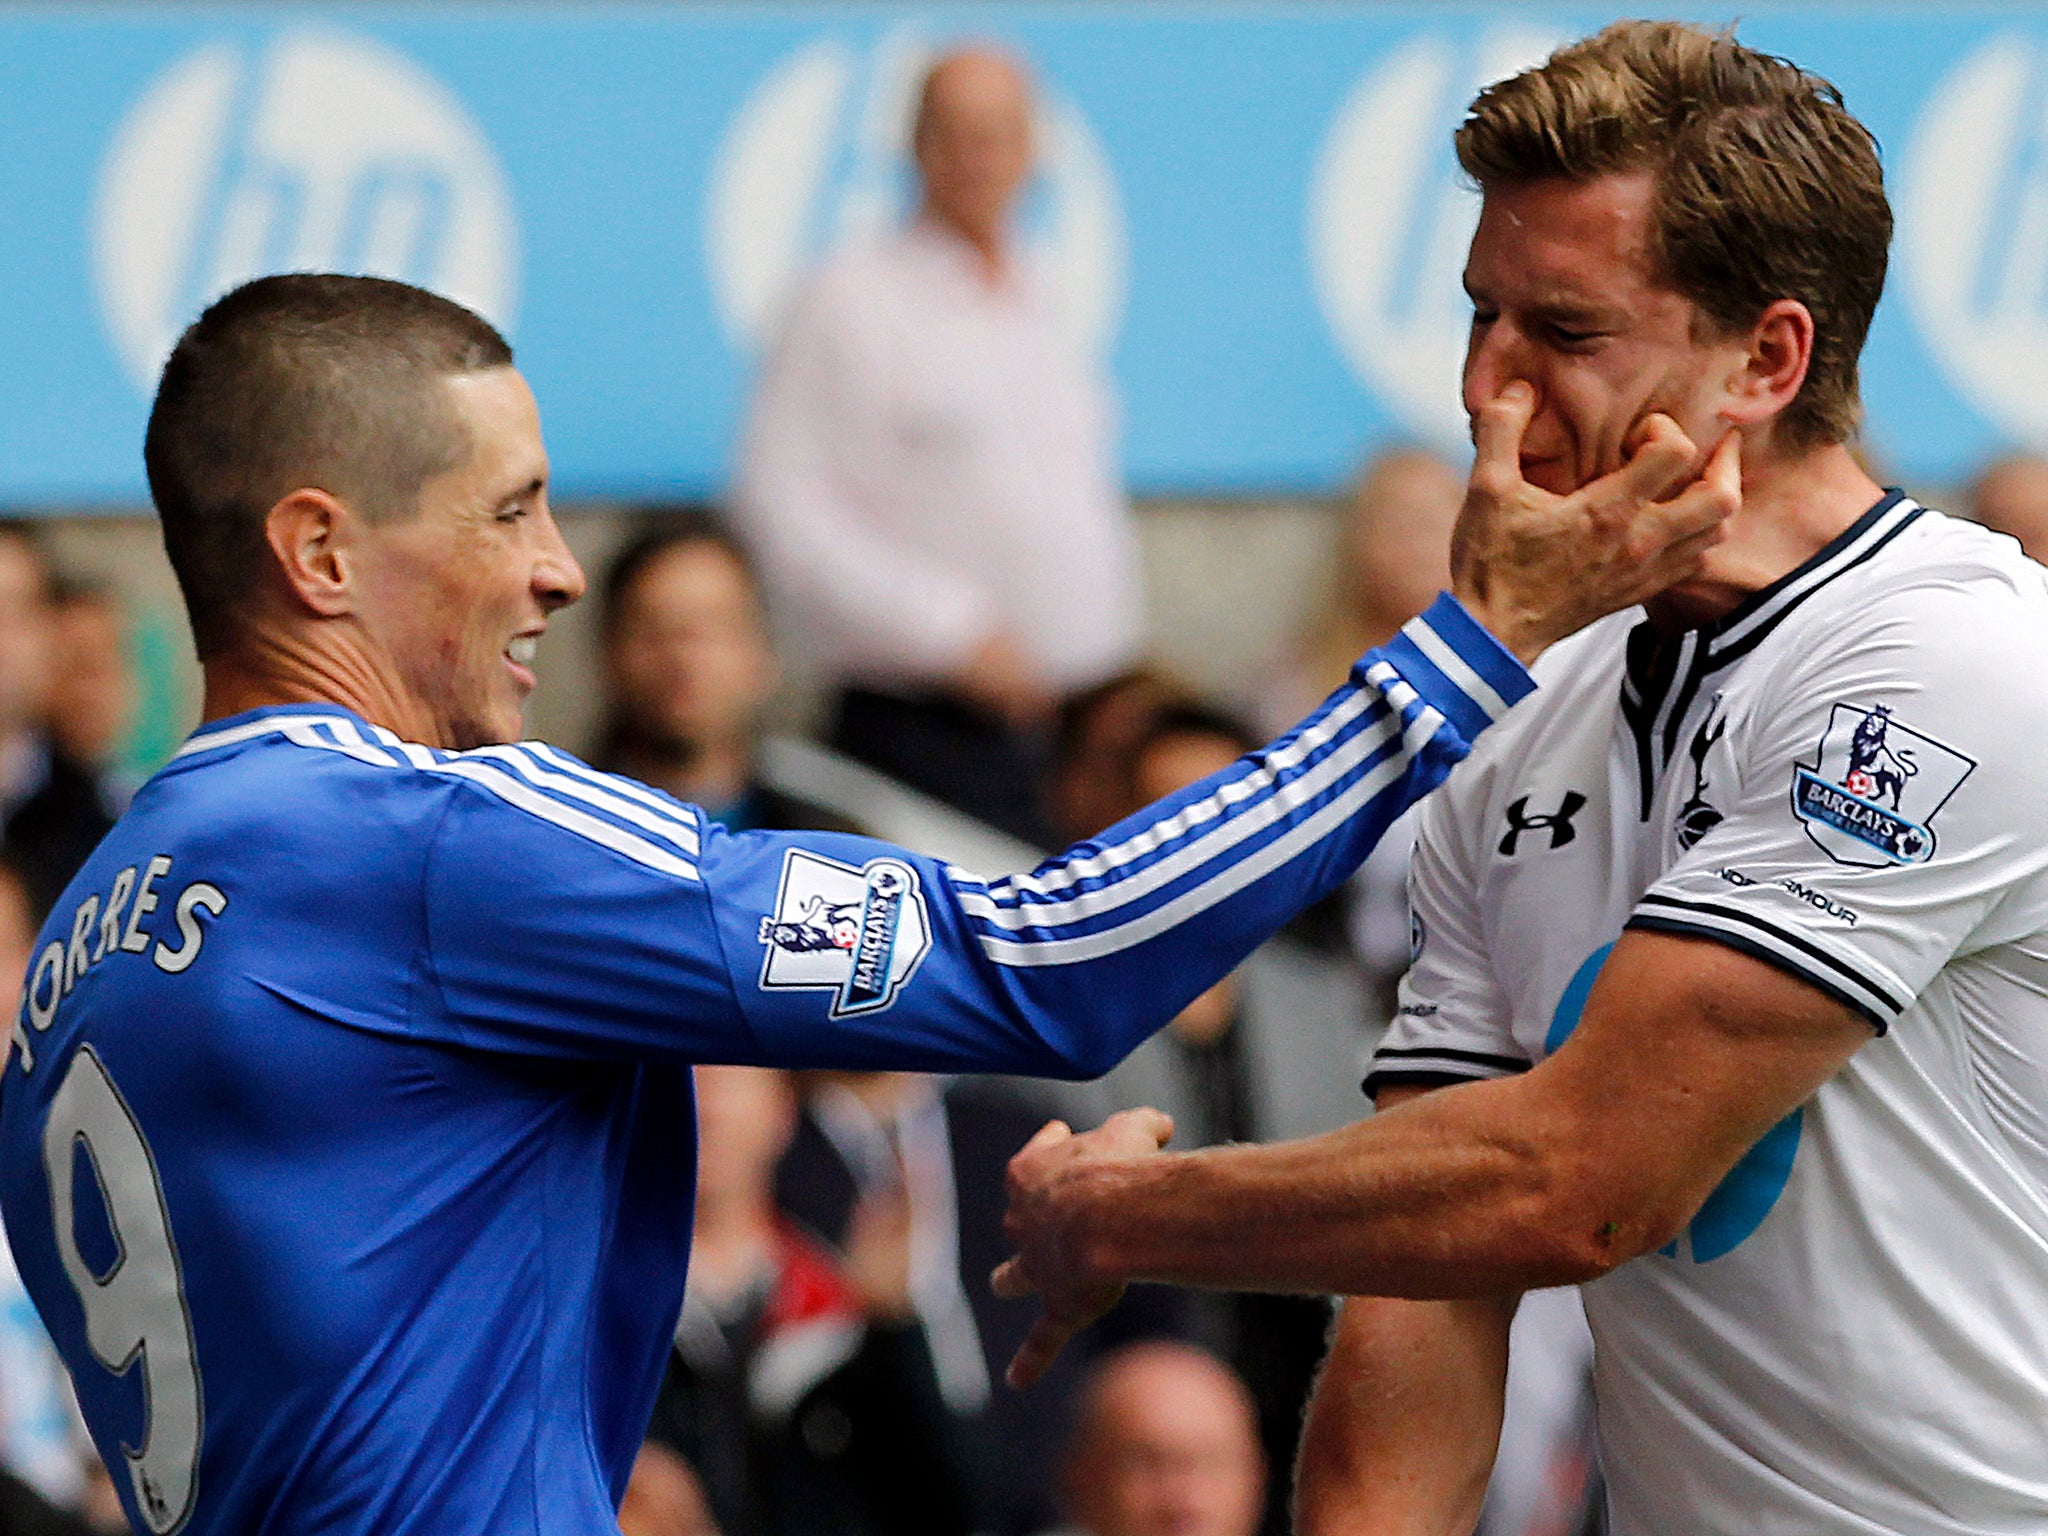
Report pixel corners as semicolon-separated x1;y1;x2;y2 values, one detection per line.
0;594;1528;1535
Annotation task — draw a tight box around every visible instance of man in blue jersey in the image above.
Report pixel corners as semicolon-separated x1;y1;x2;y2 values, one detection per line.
0;273;1730;1536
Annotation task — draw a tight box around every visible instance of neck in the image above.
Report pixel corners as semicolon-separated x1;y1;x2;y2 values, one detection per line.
921;206;1008;283
202;625;443;745
606;734;753;812
1641;438;1884;632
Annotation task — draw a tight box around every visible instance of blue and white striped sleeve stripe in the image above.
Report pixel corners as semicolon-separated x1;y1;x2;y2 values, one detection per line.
952;593;1531;970
175;713;709;884
391;738;703;883
1379;591;1532;746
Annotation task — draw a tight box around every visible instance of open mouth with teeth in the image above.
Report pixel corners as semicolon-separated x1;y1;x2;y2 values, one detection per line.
506;635;538;666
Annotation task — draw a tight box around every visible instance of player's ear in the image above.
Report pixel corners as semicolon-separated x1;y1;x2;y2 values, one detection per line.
263;488;358;621
1719;298;1813;431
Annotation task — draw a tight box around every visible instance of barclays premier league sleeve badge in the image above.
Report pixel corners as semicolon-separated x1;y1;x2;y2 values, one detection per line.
757;849;933;1017
1790;704;1976;868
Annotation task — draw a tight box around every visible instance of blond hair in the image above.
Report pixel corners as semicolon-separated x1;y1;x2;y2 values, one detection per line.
1456;20;1889;448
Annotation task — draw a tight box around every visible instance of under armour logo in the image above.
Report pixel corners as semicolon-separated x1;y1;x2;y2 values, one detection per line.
1499;792;1587;856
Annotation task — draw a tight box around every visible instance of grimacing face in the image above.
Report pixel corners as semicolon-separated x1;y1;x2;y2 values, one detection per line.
349;367;585;751
1462;172;1751;500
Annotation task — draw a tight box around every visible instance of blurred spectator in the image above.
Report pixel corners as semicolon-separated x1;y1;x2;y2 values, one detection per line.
778;1066;1206;1536
45;582;138;810
1045;670;1183;856
591;511;855;835
618;1441;721;1536
1250;450;1462;737
736;46;1143;847
1057;1342;1265;1536
1966;453;2048;564
0;524;115;919
0;857;103;1536
775;1074;990;1415
644;1066;977;1536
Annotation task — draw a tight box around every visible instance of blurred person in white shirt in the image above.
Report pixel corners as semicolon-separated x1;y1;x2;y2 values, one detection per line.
734;46;1143;847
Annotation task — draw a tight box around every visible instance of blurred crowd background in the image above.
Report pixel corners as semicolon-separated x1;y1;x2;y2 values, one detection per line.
10;9;2048;1536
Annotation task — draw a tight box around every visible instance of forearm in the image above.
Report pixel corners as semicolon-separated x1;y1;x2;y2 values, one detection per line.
1044;1077;1627;1297
1295;1294;1514;1536
954;595;1533;1078
1023;933;1873;1297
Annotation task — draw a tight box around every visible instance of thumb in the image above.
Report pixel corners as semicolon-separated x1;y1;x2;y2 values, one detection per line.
1107;1107;1174;1150
1017;1119;1073;1158
989;1256;1037;1301
1471;381;1536;487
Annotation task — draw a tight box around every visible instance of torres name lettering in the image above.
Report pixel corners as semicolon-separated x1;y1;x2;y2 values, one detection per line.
14;856;227;1074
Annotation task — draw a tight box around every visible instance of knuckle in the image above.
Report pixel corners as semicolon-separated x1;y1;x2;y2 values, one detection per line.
1470;464;1515;500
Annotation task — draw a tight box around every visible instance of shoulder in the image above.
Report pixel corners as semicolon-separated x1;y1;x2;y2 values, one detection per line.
419;739;709;886
1770;507;2048;695
179;718;711;887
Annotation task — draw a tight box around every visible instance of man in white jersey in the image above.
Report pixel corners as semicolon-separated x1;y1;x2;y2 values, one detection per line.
992;21;2048;1534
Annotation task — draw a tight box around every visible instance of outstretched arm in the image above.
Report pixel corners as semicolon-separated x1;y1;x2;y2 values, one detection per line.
426;391;1736;1081
699;393;1738;1080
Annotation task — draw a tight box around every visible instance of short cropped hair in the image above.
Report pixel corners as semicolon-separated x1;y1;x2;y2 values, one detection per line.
144;274;512;659
1456;20;1890;448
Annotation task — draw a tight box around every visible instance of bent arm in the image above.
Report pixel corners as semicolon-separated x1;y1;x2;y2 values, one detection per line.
1007;930;1873;1295
1293;1086;1514;1536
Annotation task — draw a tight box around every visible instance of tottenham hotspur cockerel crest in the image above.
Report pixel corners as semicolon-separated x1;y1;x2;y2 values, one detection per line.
1791;703;1976;868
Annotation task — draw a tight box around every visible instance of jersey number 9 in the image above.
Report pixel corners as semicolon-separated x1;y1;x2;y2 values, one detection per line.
42;1047;202;1534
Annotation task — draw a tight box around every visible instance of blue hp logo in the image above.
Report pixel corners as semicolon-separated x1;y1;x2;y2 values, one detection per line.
92;29;518;391
1308;27;1561;452
705;26;1125;357
1901;34;2048;449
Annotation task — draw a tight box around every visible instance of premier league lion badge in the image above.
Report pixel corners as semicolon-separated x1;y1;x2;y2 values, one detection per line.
1790;703;1975;868
757;850;933;1017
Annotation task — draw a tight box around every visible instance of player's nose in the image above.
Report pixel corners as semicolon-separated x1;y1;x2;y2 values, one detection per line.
533;509;587;611
1462;320;1529;427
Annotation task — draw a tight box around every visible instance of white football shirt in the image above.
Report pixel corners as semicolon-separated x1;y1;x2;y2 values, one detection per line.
1372;495;2048;1533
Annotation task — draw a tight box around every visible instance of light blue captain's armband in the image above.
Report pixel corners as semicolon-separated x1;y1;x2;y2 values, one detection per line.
1372;592;1537;746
